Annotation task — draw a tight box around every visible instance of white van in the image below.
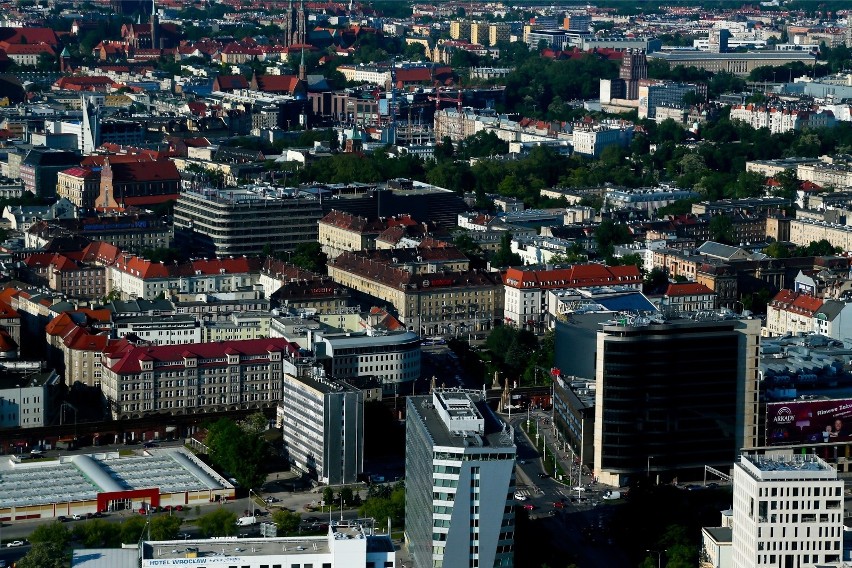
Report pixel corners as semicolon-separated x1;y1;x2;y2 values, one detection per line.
236;516;257;526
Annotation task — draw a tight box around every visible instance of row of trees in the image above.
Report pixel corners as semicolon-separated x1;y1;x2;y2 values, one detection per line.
485;327;555;387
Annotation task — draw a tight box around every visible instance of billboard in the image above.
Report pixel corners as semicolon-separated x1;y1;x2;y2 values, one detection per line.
767;399;852;446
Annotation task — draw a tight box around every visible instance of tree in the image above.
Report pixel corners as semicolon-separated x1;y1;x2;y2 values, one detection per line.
150;515;182;541
453;231;483;259
764;241;791;258
15;542;66;568
491;232;523;268
644;267;669;295
322;486;335;508
708;215;735;245
120;515;148;544
72;519;121;548
290;241;328;274
197;509;237;537
205;418;269;490
340;486;354;505
594;219;632;258
773;168;800;200
28;521;71;549
359;482;405;527
271;509;301;535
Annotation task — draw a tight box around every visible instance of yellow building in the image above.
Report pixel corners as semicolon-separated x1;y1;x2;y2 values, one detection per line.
488;23;510;46
470;22;486;46
450;20;471;41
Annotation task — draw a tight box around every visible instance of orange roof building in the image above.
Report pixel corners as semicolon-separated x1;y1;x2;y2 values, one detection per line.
766;289;824;337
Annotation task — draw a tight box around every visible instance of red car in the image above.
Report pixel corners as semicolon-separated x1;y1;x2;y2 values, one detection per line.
523;504;535;511
553;501;565;509
175;505;183;512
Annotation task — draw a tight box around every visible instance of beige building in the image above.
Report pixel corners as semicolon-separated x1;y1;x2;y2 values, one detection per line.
202;312;270;342
327;252;503;336
789;218;852;250
317;210;385;259
765;289;823;337
100;337;291;419
56;167;100;209
796;160;852;190
745;157;820;178
470;22;486;46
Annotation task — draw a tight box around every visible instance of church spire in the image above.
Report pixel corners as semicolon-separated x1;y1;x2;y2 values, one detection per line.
298;47;306;81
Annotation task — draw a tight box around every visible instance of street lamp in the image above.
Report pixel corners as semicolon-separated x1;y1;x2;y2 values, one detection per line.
647;456;654;480
646;549;663;568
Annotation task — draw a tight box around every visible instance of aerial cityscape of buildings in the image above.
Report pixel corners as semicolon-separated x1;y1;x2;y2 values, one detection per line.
0;0;849;566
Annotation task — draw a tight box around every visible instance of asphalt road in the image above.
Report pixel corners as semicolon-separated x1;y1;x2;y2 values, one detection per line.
509;412;632;568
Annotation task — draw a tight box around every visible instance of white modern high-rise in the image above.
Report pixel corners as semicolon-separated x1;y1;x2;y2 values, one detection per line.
405;390;516;568
732;453;844;568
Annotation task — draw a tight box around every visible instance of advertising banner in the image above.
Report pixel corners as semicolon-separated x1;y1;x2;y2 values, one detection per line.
767;399;852;445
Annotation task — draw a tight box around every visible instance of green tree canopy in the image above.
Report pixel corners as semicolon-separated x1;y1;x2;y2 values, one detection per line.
28;521;71;549
205;417;269;489
16;542;66;568
272;509;302;535
491;232;523;268
197;508;238;537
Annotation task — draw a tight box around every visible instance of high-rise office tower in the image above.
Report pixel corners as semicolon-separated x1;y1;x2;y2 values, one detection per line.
405;390;516;568
618;48;648;100
555;314;760;486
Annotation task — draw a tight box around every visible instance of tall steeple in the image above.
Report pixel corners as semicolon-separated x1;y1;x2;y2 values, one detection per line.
150;0;159;49
298;47;306;81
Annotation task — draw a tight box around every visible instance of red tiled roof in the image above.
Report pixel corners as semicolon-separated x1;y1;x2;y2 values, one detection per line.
111;254;262;279
665;282;714;297
0;300;19;319
503;264;643;289
59;166;98;179
106;337;293;374
106;159;180;183
769;289;824;316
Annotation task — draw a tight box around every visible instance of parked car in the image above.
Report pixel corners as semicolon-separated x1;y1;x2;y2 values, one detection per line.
6;540;24;547
174;505;183;512
57;516;68;522
143;442;158;448
71;514;83;520
30;448;44;456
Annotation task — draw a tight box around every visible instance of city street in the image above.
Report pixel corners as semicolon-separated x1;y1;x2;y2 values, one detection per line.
507;409;631;568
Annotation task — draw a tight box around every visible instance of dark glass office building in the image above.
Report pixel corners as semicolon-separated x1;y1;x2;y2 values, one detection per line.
555;315;760;486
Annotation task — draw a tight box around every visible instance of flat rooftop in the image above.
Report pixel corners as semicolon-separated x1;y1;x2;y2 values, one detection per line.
739;453;837;481
143;537;331;560
0;449;226;508
408;390;514;451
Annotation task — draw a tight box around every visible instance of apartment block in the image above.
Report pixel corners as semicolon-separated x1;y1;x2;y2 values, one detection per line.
174;186;324;257
100;337;293;419
276;370;364;485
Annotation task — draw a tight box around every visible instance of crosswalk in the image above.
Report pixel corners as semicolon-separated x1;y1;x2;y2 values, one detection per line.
514;489;533;499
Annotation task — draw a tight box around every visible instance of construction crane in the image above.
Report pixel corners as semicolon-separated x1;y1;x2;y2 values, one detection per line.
429;87;463;111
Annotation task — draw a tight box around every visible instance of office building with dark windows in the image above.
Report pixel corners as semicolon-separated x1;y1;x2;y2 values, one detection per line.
406;390;516;568
555;314;760;487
